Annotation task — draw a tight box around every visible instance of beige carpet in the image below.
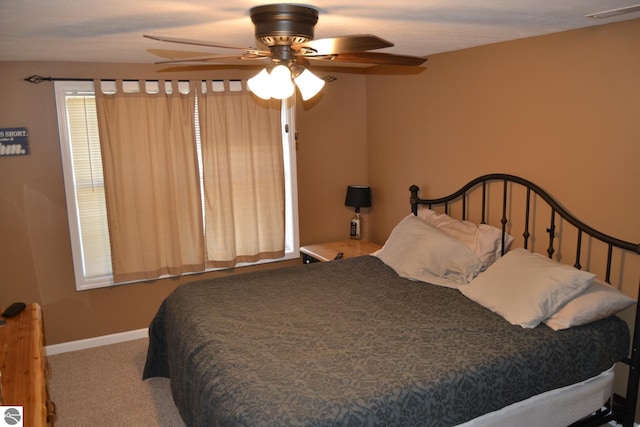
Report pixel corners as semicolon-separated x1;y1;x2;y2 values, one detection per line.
47;338;186;426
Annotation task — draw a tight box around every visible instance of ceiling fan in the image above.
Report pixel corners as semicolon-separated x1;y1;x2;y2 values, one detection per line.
144;4;428;100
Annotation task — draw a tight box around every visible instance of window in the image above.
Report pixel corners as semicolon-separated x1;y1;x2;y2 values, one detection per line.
55;80;299;291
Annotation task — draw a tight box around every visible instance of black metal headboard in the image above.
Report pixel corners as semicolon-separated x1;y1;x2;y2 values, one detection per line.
409;173;640;426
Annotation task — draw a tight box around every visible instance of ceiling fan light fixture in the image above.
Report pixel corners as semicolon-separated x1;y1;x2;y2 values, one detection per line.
294;68;325;101
270;64;295;99
249;62;326;101
247;68;272;100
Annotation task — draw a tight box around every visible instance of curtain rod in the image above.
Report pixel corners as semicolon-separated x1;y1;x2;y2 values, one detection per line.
25;75;101;84
24;75;241;84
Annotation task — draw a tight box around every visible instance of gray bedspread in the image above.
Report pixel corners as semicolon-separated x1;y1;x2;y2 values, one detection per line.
143;255;629;427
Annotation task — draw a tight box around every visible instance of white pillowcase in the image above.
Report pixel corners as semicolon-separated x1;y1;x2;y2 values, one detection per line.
418;207;514;269
375;215;484;287
459;248;595;328
544;279;635;330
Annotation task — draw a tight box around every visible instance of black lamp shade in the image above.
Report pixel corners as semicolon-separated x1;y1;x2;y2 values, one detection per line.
345;185;372;209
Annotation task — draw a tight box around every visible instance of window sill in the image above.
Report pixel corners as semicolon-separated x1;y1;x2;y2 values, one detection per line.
76;250;301;291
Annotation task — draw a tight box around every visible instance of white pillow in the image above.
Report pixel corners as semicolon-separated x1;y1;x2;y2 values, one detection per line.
375;215;484;287
544;279;635;330
418;207;514;269
459;248;595;328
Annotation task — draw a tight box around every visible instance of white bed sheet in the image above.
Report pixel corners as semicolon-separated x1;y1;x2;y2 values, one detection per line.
457;365;615;427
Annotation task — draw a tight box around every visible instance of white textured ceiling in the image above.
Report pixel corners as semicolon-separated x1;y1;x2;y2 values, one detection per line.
1;1;639;66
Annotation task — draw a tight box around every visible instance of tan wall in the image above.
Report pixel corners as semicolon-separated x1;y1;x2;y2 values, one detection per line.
366;18;640;277
0;62;368;344
297;71;370;244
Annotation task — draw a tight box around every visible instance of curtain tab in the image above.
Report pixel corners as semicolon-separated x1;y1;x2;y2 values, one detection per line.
93;79;102;94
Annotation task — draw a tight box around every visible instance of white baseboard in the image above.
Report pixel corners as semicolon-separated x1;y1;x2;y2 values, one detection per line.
45;328;148;356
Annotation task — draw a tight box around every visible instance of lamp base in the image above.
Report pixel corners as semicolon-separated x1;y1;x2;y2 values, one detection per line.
349;213;361;240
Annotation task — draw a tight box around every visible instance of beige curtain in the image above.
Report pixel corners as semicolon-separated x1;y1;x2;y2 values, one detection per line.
95;80;205;283
197;81;285;267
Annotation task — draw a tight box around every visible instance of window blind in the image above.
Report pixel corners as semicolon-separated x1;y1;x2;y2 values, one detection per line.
65;95;113;279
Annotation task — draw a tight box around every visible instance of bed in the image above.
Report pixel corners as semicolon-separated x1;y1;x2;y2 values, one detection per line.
143;173;640;427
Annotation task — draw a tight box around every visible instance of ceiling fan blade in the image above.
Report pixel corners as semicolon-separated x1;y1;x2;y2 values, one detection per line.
311;52;428;67
148;48;224;60
293;34;393;55
153;53;268;64
144;34;258;51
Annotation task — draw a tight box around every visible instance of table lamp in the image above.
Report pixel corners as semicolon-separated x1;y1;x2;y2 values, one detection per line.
344;185;371;240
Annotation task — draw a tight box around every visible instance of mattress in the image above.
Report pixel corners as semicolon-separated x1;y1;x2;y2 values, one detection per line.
144;255;629;426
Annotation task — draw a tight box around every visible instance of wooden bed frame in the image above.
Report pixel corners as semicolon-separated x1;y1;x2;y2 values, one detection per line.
409;173;640;427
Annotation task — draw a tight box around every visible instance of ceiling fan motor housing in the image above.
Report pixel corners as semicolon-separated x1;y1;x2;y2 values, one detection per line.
250;4;319;46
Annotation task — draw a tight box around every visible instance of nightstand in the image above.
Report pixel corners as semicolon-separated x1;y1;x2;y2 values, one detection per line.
300;239;382;264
